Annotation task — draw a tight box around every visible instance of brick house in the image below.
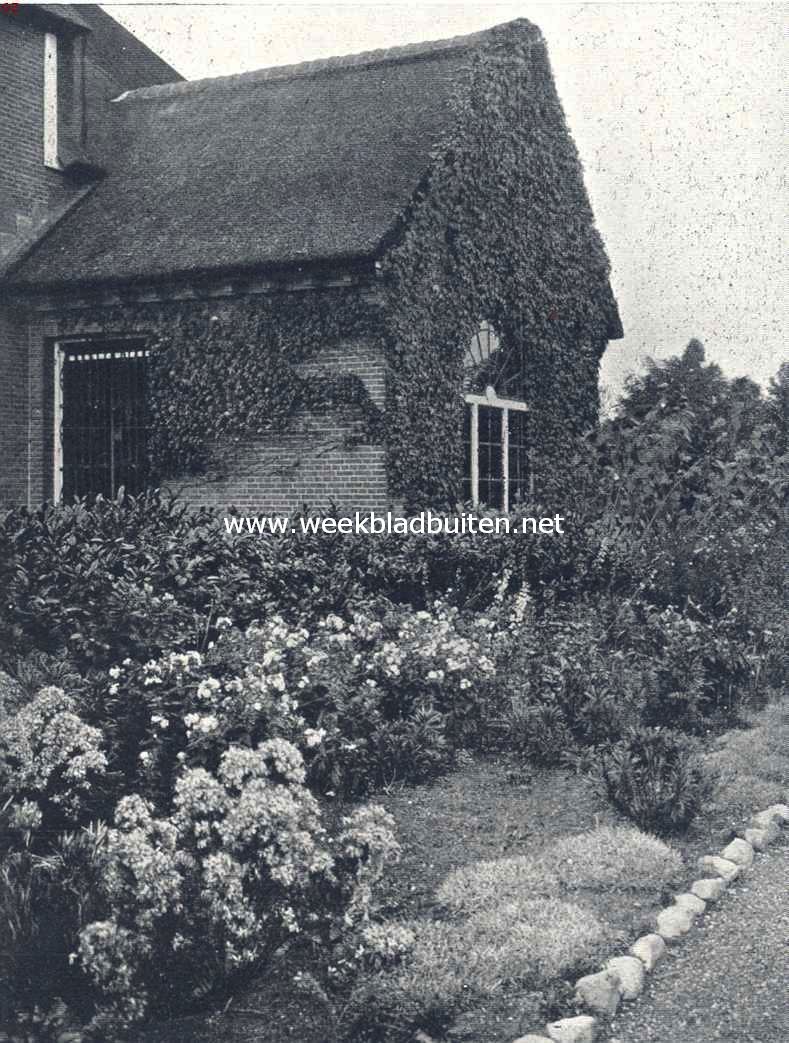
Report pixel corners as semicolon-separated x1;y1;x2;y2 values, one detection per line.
1;6;622;513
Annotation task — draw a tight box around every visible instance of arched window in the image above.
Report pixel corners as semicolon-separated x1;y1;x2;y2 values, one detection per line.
464;321;500;375
462;323;530;511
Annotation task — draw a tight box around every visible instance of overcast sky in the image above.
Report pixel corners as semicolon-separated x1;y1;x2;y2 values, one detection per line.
103;2;786;399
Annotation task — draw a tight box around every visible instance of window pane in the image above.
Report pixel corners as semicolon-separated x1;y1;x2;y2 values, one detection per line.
477;405;503;509
508;410;530;507
61;342;150;500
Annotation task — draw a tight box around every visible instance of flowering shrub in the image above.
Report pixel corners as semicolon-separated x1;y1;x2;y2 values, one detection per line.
75;743;398;1034
95;602;499;801
0;687;107;830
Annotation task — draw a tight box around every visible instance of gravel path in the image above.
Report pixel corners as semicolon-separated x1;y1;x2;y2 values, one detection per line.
609;838;789;1043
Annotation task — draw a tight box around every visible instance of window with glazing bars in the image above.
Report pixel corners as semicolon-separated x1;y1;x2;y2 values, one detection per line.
462;394;530;512
55;340;150;500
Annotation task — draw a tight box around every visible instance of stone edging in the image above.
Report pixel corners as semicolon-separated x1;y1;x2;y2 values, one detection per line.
509;802;789;1043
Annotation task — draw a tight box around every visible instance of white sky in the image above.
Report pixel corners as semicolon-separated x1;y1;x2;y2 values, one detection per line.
99;2;787;397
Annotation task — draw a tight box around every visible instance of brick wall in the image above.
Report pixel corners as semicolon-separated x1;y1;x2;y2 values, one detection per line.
0;16;70;241
166;338;394;515
9;315;395;514
0;15;138;254
0;306;30;505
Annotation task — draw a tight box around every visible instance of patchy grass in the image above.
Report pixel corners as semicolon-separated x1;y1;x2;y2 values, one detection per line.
374;756;619;922
371;898;609;1011
704;703;789;791
546;825;684;892
349;762;675;1042
672;696;789;865
438;855;559;913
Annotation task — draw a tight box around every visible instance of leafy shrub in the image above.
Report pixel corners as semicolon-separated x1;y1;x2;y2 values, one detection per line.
628;606;752;732
0;823;107;1036
67;744;396;1036
5;651;87;704
595;728;714;834
493;602;645;763
0;492;274;672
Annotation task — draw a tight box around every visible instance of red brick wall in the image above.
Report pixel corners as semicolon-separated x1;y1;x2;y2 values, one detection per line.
166;339;394;515
7;316;394;514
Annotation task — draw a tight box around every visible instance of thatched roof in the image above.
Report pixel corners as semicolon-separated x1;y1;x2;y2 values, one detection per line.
8;24;486;288
7;17;621;341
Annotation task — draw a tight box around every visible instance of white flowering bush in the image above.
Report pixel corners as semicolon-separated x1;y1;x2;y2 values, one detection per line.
76;741;399;1034
94;601;500;801
0;686;107;829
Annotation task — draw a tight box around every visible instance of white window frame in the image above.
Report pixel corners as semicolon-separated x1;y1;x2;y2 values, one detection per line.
53;340;65;500
464;386;530;513
44;32;60;168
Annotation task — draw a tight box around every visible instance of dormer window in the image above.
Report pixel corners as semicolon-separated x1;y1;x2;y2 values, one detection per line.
43;32;60;167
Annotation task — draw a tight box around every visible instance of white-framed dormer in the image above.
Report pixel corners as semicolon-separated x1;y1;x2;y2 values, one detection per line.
43;31;61;168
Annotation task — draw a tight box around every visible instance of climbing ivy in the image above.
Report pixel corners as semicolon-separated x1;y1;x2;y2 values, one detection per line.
53;21;619;507
379;22;618;506
58;289;384;480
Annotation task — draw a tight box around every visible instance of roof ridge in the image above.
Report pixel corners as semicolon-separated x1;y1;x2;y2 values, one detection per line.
114;17;539;103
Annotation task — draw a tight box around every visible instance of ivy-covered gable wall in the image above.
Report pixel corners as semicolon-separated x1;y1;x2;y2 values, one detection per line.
380;20;619;507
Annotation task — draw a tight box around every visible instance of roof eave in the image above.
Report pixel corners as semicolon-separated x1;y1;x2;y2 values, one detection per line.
3;251;381;303
25;5;92;33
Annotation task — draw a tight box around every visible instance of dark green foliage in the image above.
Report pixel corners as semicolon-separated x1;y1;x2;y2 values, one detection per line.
0;490;274;671
595;727;715;835
381;27;616;506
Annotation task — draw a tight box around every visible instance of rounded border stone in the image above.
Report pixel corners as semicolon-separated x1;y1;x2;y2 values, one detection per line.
497;800;788;1043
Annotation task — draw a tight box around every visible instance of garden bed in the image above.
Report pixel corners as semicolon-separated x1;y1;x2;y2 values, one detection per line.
1;345;786;1043
133;697;789;1043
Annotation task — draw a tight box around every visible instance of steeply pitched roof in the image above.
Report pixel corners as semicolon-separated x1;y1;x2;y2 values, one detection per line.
7;17;622;344
8;22;488;289
29;5;91;32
